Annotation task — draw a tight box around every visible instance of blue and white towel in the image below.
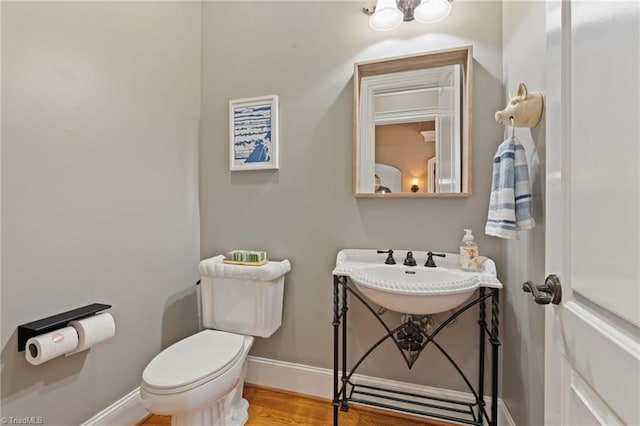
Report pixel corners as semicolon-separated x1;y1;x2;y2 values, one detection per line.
485;136;535;239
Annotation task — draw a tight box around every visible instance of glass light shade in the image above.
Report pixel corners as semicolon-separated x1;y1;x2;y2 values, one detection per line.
369;0;403;31
414;0;452;23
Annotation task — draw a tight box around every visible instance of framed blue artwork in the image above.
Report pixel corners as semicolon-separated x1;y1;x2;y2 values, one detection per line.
229;95;279;171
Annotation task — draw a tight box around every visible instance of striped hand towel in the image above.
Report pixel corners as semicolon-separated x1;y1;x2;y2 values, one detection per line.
485;136;535;239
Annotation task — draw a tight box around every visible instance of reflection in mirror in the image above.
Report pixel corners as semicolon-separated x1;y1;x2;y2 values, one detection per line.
354;46;472;197
374;163;402;193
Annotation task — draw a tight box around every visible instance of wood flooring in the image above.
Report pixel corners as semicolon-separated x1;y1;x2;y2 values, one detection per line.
140;384;452;426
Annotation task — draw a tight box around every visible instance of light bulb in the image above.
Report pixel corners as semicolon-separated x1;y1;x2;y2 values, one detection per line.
369;0;403;31
414;0;452;23
411;178;420;192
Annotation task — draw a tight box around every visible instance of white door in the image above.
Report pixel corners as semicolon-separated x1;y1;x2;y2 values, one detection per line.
544;1;640;425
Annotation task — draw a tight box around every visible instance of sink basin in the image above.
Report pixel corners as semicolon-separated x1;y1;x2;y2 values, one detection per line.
333;249;502;315
350;265;477;314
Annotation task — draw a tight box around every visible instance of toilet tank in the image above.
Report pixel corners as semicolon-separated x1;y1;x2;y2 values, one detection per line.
198;255;291;338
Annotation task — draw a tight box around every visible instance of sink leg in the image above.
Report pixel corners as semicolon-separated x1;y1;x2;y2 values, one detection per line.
341;278;349;412
332;275;340;425
333;275;350;423
477;288;486;421
490;288;500;426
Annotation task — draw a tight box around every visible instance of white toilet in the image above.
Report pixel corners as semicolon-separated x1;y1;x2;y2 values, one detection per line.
140;255;291;426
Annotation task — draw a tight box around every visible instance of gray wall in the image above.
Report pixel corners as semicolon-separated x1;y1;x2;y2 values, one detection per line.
1;2;551;422
200;1;504;392
1;2;201;424
501;1;547;424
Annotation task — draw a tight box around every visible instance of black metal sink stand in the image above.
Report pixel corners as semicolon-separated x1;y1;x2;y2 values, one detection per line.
332;275;500;426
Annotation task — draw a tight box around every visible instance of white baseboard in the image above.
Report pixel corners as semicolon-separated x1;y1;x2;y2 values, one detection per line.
82;356;516;426
498;399;516;426
80;387;148;426
245;355;335;399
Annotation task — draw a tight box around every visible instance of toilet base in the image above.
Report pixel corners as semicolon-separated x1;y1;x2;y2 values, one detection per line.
170;398;248;426
170;361;250;426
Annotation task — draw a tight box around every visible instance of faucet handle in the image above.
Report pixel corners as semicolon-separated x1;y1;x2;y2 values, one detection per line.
377;249;396;265
425;251;446;267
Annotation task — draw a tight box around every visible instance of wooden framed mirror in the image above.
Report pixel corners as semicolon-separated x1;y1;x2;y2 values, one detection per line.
353;46;473;198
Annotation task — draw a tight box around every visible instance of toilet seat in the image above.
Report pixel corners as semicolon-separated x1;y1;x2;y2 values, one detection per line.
142;330;245;395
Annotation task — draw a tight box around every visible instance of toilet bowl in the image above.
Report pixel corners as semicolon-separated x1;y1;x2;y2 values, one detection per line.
140;255;291;426
141;330;254;425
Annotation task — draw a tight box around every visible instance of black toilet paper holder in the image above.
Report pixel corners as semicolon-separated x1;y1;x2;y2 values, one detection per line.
17;303;111;352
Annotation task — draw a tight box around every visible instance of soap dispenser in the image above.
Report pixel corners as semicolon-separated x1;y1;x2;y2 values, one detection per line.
460;229;480;271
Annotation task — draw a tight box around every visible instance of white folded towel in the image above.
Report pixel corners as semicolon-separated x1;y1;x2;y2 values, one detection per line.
199;255;291;281
485;136;535;239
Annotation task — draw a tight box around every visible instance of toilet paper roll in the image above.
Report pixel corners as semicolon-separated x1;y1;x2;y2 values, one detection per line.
25;326;79;365
66;312;116;355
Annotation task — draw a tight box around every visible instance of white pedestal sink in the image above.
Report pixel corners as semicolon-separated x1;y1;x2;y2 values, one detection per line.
333;249;502;315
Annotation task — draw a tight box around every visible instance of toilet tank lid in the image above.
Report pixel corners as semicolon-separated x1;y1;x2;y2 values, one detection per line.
199;255;291;281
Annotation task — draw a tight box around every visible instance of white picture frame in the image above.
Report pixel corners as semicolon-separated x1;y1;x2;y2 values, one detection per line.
229;95;279;171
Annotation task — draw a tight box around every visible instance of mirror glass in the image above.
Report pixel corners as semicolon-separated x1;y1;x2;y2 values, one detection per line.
354;46;473;197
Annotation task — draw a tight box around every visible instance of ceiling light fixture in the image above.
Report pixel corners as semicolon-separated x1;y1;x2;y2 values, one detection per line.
364;0;453;31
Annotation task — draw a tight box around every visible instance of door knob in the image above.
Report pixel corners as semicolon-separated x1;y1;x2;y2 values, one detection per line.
522;274;562;305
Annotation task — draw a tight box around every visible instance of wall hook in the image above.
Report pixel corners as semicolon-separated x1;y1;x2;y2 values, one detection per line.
495;83;544;130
